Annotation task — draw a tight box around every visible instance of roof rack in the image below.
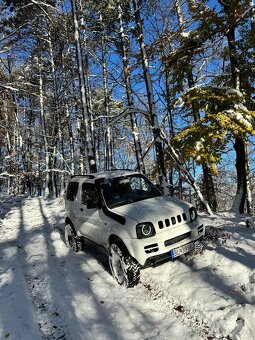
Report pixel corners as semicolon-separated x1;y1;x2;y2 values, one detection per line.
70;174;95;179
70;169;138;180
107;168;135;172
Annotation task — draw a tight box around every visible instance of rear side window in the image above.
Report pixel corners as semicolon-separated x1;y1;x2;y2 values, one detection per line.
81;183;97;206
66;182;79;201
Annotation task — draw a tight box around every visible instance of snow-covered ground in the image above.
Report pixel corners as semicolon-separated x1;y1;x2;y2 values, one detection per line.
0;195;254;340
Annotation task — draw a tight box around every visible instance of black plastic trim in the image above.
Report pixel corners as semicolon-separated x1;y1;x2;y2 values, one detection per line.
102;205;126;225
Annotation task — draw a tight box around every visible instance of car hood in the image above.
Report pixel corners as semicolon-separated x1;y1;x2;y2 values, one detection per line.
112;195;192;224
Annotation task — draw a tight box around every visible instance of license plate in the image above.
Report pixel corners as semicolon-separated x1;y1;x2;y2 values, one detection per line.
170;242;194;259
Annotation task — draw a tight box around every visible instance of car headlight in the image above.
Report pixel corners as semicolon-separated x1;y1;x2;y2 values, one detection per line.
189;207;197;222
136;223;156;239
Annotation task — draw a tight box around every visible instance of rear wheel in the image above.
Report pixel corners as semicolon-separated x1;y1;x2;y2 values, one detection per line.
64;224;83;252
109;243;140;288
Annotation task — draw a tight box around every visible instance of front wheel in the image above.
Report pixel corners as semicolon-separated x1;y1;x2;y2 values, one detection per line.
64;224;83;252
109;243;140;288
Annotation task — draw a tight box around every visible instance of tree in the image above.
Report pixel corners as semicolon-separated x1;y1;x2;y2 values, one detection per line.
132;0;167;185
71;0;97;173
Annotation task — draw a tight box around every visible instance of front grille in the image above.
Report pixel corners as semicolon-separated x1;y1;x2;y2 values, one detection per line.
158;212;187;230
144;243;159;254
164;231;191;247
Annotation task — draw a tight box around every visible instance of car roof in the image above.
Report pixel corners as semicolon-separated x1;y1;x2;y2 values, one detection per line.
69;170;141;182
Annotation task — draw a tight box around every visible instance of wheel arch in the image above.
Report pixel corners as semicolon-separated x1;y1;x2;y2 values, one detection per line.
65;217;76;234
108;234;129;253
108;234;140;287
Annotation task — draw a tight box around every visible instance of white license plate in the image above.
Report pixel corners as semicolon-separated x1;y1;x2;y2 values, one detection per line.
170;242;194;259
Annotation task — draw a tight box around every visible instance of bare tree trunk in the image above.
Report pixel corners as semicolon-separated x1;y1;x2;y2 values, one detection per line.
48;33;64;192
187;72;218;212
232;137;247;213
162;135;213;215
3;96;12;194
250;0;255;37
100;13;113;171
220;3;252;213
175;0;217;211
165;66;176;196
53;145;59;197
78;9;96;168
245;140;252;214
132;0;166;184
77;118;85;174
65;100;75;174
38;61;52;197
117;0;145;173
71;0;97;173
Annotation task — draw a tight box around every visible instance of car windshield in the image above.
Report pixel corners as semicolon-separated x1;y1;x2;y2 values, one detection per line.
101;174;162;208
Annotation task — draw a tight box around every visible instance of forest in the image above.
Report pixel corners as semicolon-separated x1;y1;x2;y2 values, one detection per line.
0;0;255;215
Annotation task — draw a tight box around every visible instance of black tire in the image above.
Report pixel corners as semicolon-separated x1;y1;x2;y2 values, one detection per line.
109;243;140;288
64;224;83;252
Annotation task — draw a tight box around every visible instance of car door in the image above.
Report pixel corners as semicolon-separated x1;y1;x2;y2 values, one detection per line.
65;181;80;227
78;182;109;245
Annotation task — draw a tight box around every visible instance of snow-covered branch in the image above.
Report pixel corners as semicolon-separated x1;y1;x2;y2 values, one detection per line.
0;84;19;92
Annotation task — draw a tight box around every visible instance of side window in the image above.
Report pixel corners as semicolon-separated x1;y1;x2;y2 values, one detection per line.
81;183;97;208
66;182;79;201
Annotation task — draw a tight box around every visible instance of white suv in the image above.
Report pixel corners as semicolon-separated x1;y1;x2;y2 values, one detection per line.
64;170;204;287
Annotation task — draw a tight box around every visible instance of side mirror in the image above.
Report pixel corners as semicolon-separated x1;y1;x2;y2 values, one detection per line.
87;199;98;209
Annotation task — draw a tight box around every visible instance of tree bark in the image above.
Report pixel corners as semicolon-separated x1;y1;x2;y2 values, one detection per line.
132;0;166;184
71;0;97;173
175;0;217;210
117;0;145;173
221;3;252;213
232;137;247;213
38;60;52;197
100;13;114;171
48;32;64;193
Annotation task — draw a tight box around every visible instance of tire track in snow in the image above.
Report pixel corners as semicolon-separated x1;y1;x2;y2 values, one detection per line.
139;274;227;340
4;199;72;340
24;273;70;340
14;240;71;340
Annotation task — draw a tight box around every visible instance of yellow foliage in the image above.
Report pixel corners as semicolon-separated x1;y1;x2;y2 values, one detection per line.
172;87;255;168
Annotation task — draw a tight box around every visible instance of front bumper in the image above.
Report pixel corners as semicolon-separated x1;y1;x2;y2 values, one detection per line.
124;220;204;267
143;235;203;267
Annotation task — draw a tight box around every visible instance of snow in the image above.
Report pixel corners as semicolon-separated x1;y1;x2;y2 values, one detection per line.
226;108;253;130
0;195;255;340
180;32;191;38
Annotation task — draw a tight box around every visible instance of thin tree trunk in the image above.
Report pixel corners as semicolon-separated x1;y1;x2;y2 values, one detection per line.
175;0;217;211
221;3;252;213
3;96;12;194
117;0;145;173
48;33;64;193
38;61;52;197
78;12;96;166
53;145;58;197
71;0;97;173
65;100;75;174
77;118;85;174
100;13;113;171
187;72;218;211
162;135;213;215
232;137;247;213
132;0;166;185
7;58;22;194
165;66;175;196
